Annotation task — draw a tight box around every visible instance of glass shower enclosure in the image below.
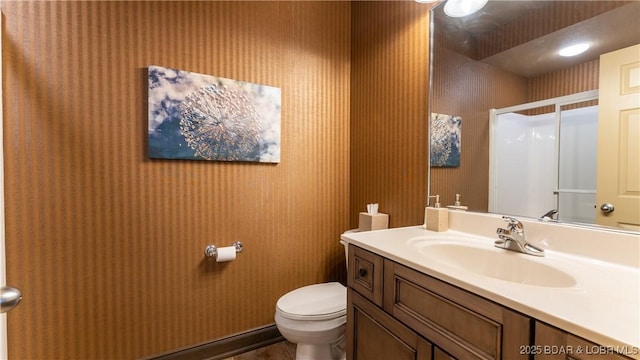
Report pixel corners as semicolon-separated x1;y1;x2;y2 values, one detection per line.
489;90;599;224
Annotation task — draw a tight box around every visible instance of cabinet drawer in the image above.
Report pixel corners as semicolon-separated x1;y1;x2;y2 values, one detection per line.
383;259;530;360
348;245;384;307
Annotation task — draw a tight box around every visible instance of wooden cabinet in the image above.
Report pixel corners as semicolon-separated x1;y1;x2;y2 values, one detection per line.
433;347;457;360
347;244;635;360
348;244;384;307
534;322;634;360
347;288;433;360
383;258;530;360
347;244;530;360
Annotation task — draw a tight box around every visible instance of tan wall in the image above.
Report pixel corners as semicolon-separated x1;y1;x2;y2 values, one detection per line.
350;1;431;228
2;1;350;358
527;59;600;114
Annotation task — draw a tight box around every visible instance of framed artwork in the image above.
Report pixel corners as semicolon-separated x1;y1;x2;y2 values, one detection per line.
148;65;281;163
430;113;461;167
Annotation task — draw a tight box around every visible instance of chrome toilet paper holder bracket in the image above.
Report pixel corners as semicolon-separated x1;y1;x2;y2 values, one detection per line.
204;241;244;260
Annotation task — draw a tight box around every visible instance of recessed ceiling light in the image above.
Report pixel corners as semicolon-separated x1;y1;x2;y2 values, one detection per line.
559;43;590;57
444;0;488;17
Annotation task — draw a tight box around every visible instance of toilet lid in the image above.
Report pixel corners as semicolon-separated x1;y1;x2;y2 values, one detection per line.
277;282;346;320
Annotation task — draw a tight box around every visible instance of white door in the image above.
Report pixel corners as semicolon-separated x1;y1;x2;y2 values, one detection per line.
596;44;640;229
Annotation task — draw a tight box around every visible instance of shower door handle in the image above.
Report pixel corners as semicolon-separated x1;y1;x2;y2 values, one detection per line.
600;203;615;214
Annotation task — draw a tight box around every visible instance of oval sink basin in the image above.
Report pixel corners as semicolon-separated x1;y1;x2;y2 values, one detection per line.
414;241;576;288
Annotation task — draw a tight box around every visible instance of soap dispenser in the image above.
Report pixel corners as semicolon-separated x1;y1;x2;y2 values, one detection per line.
425;195;449;232
447;194;468;211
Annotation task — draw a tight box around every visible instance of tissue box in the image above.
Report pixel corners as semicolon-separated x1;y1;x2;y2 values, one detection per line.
358;212;389;231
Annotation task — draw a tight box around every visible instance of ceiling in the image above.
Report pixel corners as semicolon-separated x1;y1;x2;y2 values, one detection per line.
434;0;640;77
434;1;549;35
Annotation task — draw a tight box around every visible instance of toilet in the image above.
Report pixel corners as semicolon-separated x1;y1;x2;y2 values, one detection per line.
274;235;352;360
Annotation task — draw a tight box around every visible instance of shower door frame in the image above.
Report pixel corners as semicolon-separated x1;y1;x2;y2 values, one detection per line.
488;89;599;218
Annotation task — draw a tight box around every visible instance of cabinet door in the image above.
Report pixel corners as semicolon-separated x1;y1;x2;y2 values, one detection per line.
383;259;531;360
434;347;458;360
347;288;432;360
535;322;635;360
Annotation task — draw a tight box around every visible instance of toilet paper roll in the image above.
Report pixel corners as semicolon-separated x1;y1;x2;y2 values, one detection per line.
216;246;237;263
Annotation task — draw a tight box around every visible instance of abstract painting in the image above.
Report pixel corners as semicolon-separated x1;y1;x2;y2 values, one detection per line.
148;65;281;163
430;113;461;167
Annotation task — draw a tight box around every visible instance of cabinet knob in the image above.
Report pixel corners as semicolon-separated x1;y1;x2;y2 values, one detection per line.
358;268;368;277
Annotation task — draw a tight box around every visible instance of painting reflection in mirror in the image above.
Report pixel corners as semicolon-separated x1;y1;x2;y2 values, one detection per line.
430;113;461;168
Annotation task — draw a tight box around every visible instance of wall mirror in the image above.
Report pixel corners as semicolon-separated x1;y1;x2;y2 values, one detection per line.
428;0;640;232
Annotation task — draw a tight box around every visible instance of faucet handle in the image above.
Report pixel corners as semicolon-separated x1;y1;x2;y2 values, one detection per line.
501;216;523;233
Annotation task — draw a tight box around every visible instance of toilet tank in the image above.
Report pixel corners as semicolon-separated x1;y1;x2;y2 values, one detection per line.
340;229;359;268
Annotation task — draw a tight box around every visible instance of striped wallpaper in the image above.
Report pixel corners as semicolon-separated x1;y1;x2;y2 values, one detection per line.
350;1;431;228
2;1;350;358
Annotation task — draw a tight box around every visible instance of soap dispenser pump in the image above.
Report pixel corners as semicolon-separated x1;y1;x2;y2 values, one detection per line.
425;195;449;232
447;193;468;211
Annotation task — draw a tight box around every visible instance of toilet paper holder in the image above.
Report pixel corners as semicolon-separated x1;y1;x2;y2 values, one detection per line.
204;241;244;260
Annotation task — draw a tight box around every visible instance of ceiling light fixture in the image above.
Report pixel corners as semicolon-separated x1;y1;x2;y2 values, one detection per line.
444;0;488;17
558;43;591;57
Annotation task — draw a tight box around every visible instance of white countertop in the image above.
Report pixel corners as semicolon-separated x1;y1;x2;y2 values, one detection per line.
342;213;640;359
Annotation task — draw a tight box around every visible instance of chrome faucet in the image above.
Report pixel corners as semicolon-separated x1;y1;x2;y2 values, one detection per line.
495;216;544;257
540;209;558;221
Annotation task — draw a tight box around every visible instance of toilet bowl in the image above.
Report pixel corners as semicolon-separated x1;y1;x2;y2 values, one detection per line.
275;282;346;360
274;232;355;360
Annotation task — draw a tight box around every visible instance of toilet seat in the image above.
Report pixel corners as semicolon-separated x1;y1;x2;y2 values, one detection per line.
276;282;346;321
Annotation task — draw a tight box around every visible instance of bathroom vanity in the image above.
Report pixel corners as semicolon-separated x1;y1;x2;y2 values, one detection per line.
342;212;639;360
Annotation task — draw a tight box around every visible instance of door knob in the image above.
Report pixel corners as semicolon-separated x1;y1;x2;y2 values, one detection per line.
0;286;22;313
600;203;615;214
